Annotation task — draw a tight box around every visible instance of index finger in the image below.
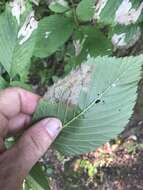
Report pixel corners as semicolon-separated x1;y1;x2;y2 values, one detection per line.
0;87;40;119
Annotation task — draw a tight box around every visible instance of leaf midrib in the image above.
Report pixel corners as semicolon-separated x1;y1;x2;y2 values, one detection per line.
63;61;139;129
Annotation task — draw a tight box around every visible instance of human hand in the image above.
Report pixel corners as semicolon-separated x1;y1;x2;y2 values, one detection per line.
0;88;62;190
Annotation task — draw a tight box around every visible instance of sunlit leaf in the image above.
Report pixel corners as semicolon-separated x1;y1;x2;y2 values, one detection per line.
0;3;37;81
94;0;143;25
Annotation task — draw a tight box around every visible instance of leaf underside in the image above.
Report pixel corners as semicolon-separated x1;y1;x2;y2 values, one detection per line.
33;56;143;156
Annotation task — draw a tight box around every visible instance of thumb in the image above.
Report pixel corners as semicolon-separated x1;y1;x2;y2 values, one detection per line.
11;118;62;174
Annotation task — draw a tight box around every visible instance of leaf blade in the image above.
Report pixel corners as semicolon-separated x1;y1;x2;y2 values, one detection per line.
33;56;143;156
34;15;74;58
0;3;38;81
29;163;50;190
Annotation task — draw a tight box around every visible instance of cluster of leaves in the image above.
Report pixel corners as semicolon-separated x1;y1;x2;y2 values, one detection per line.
0;0;143;189
0;0;143;87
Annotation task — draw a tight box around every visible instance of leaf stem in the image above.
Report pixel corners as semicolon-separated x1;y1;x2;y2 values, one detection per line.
70;0;79;27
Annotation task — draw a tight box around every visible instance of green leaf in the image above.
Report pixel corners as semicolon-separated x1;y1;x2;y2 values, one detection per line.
0;76;8;89
33;99;80;125
0;3;38;81
34;15;74;58
28;163;50;190
95;0;143;25
49;0;69;13
110;24;141;49
76;0;95;21
10;81;32;91
23;163;50;190
33;56;143;156
72;26;111;64
24;176;48;190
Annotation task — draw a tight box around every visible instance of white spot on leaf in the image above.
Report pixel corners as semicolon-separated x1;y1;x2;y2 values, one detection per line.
112;33;126;47
51;0;68;7
112;83;116;87
45;31;51;39
94;0;108;19
115;0;143;25
18;11;38;45
10;0;26;25
112;27;141;49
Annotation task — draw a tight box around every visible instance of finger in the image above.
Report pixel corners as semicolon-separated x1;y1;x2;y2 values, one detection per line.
7;113;31;136
0;113;8;138
0;113;31;138
0;87;40;119
0;137;5;153
10;118;62;175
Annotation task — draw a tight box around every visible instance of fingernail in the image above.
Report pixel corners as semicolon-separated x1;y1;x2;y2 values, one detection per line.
45;118;62;139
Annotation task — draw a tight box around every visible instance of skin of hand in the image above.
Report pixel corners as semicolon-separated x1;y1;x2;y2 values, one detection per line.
0;87;62;190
